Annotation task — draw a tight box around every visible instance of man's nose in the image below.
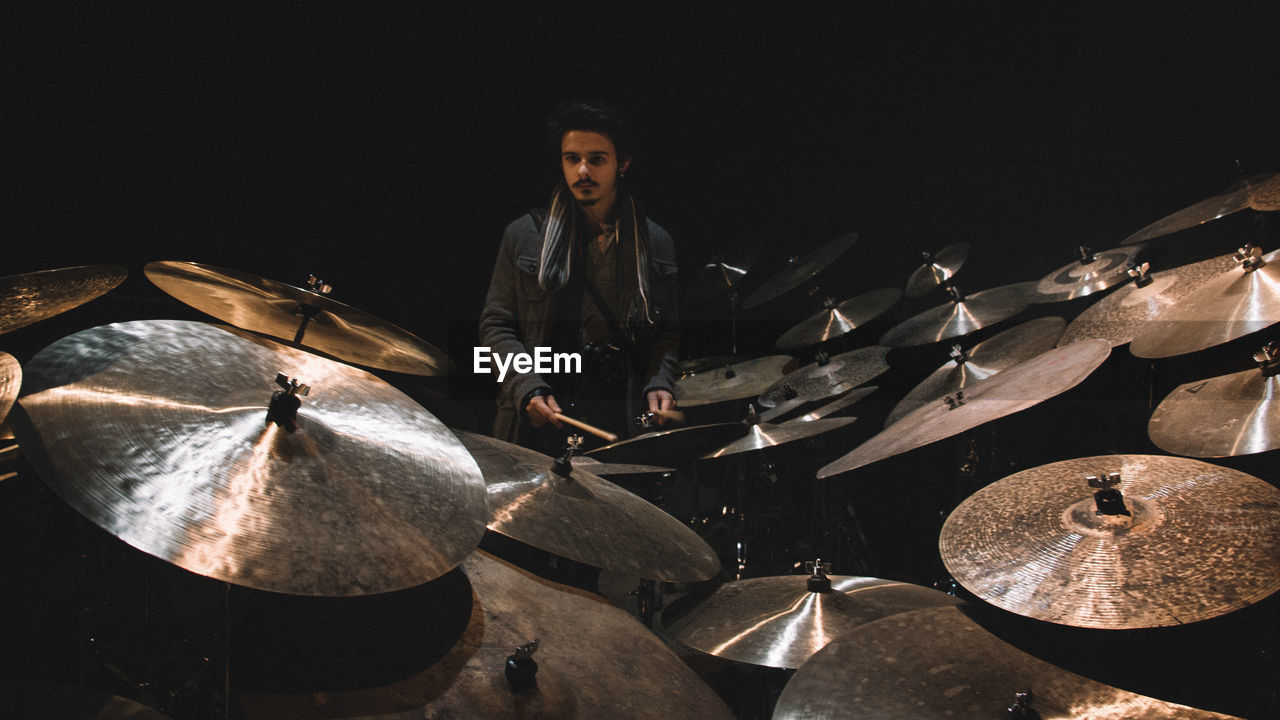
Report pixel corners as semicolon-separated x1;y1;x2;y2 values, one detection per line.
577;162;591;177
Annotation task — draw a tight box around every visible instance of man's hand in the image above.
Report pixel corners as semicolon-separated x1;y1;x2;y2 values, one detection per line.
646;389;676;425
525;393;563;427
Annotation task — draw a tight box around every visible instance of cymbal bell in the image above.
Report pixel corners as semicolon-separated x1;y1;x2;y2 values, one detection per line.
905;241;970;297
775;288;901;350
1123;172;1280;245
1031;244;1146;303
0;265;127;335
878;283;1032;347
742;233;856;309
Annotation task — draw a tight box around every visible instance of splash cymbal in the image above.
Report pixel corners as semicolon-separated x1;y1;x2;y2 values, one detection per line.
904;241;970;298
1032;244;1146;303
1123;173;1280;245
775;288;901;350
0;265;126;335
742;233;856;309
878;283;1032;347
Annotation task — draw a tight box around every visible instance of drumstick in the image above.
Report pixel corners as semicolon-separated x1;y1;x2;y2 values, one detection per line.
553;413;619;443
652;407;686;424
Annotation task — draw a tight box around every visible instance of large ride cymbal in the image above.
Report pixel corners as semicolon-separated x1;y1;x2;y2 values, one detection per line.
1032;244;1146;303
904;241;970;298
1123;173;1280;245
775;288;901;350
702;416;856;459
878;283;1032;347
675;355;791;407
1148;354;1280;457
819;340;1110;478
0;352;18;425
758;346;889;408
145;260;451;376
772;606;1243;719
939;454;1280;629
0;265;127;335
742;233;857;309
13;319;486;596
454;431;721;582
884;317;1065;427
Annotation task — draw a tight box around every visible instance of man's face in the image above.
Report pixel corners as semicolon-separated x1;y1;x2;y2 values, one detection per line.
561;130;630;208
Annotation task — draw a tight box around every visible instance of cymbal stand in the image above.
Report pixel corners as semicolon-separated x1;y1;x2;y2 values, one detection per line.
727;288;742;356
288;274;332;345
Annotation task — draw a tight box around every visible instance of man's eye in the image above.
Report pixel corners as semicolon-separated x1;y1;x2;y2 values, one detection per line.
589;157;608;165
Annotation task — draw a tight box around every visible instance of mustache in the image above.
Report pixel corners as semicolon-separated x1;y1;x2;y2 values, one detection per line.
573;180;599;188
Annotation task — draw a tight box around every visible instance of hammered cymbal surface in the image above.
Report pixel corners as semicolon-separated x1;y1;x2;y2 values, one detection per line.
758;346;889;407
702;416;856;459
0;265;126;335
775;288;901;350
1032;245;1146;303
1123;173;1277;245
14;319;486;596
905;241;970;298
743;233;856;309
939;454;1280;628
675;355;791;406
878;283;1031;347
1148;367;1280;457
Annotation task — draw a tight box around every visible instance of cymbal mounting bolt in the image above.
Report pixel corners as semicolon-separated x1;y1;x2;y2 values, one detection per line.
948;344;968;366
1126;262;1153;288
505;639;540;692
1253;343;1280;377
1077;245;1095;264
1087;472;1130;516
805;558;833;592
306;274;333;295
266;373;310;431
1007;690;1039;719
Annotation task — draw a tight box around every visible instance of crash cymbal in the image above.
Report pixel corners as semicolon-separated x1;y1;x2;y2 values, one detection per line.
878;283;1032;347
758;346;889;408
904;241;970;298
587;422;748;466
239;551;736;720
742;233;857;309
14;319;486;596
1032;244;1147;303
773;606;1242;720
145;260;451;376
782;386;877;425
1148;346;1280;457
1130;247;1280;358
940;454;1280;629
884;317;1065;427
702;416;856;459
454;431;720;582
666;570;962;669
819;340;1109;477
1058;252;1242;348
1123;173;1280;245
0;352;18;425
675;355;791;406
569;456;676;477
775;288;901;350
0;265;126;335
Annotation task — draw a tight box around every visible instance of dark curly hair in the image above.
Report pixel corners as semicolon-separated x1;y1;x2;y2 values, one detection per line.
546;102;635;162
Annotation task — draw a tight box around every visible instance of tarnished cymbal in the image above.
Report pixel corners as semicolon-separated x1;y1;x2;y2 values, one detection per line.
0;265;127;335
0;352;18;425
454;431;720;582
570;456;676;477
1130;247;1280;358
772;606;1243;719
775;288;901;350
743;233;857;309
675;355;791;407
939;454;1280;629
1148;350;1280;457
884;317;1065;427
588;422;748;466
702;416;856;459
1058;252;1242;348
1123;172;1280;245
758;346;889;408
1031;244;1146;303
145;261;451;376
878;283;1032;347
14;320;486;596
239;551;736;720
904;241;970;298
819;340;1110;478
666;572;962;669
782;386;877;425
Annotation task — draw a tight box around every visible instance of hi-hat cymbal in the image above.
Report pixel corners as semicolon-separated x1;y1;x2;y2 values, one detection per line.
702;416;856;459
454;431;720;582
666;572;962;669
145;260;451;376
742;233;857;309
940;454;1280;629
14;319;486;596
0;265;127;335
758;346;889;408
905;241;970;298
1032;244;1146;302
1123;173;1280;245
675;355;791;406
775;288;901;350
0;352;19;425
772;606;1243;720
884;317;1065;427
819;339;1109;478
878;283;1032;347
1148;353;1280;457
782;385;877;425
1130;247;1280;358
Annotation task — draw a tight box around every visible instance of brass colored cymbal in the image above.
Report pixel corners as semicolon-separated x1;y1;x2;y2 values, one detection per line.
819;340;1110;478
454;431;720;582
1032;244;1146;303
782;385;877;425
775;288;901;350
885;317;1065;427
773;606;1243;720
0;265;127;335
758;346;889;408
940;454;1280;629
145;260;451;376
0;352;18;426
878;283;1032;347
569;456;676;476
587;422;748;466
666;573;962;669
904;241;970;298
702;416;856;459
742;233;857;309
1148;356;1280;457
675;355;791;406
1123;173;1280;245
14;320;486;596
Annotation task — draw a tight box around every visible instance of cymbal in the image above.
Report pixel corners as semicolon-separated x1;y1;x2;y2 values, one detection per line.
782;385;877;425
587;422;748;466
685;254;753;306
1123;172;1280;245
454;431;720;582
569;456;676;476
1130;247;1280;358
775;288;901;350
758;346;889;408
819;339;1109;478
904;241;970;298
702;416;856;459
878;282;1032;347
145;260;451;376
1032;244;1146;302
773;606;1243;720
1058;252;1242;348
675;355;791;406
666;572;962;669
1;352;19;425
3;685;173;719
1148;355;1280;457
239;551;736;719
742;233;857;309
0;265;127;335
14;319;486;596
678;355;750;375
940;454;1280;629
884;317;1065;427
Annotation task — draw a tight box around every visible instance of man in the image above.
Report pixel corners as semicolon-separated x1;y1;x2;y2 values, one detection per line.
479;102;679;452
